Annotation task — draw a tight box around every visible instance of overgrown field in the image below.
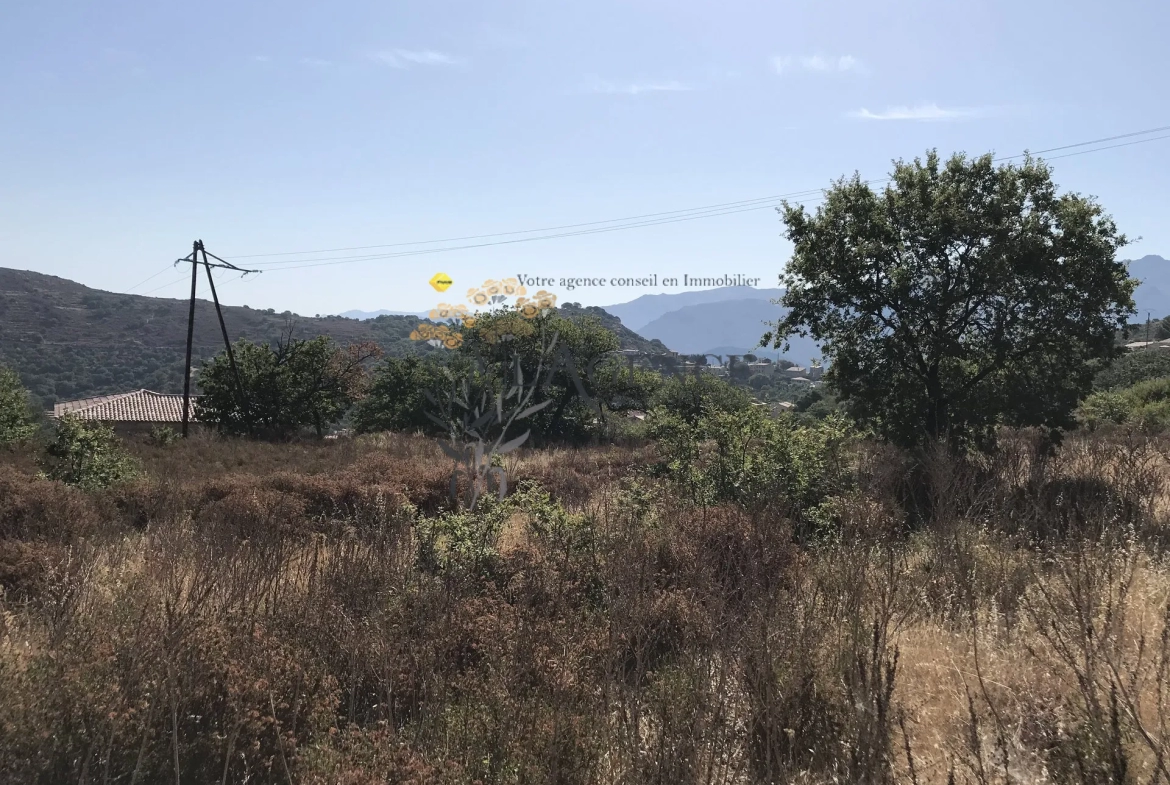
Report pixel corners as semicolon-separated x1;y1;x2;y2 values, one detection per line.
2;427;1169;784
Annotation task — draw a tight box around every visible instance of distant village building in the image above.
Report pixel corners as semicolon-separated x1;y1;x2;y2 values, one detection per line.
1126;340;1170;350
51;390;201;435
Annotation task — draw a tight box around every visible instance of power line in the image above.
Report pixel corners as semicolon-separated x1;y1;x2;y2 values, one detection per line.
140;274;193;296
231;188;827;260
243;130;1170;272
224;124;1170;264
121;124;1170;292
123;265;174;293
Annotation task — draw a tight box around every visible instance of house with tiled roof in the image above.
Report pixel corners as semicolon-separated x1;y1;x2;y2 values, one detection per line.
51;390;202;434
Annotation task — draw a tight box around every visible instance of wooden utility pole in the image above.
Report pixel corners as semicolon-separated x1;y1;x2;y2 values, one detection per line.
177;240;260;437
181;241;200;437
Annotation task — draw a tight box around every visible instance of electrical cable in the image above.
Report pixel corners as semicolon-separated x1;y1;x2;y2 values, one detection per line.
123;124;1170;290
224;124;1170;264
245;132;1170;272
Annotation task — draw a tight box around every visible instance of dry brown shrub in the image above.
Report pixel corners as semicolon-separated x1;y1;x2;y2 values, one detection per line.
0;465;104;541
0;539;68;602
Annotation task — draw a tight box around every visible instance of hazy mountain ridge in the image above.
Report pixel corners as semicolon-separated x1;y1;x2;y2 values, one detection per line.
636;298;822;361
1129;255;1170;318
339;309;430;320
600;286;784;331
602;256;1170;360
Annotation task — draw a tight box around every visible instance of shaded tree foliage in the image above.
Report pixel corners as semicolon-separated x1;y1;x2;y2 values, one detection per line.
456;310;621;443
197;334;382;439
1094;349;1170;391
0;365;38;445
351;355;449;435
766;150;1135;450
650;374;753;426
353;309;667;444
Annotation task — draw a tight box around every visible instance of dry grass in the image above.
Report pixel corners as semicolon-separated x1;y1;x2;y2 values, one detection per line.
1;429;1168;783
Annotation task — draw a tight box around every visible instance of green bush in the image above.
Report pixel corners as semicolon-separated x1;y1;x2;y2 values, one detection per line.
39;414;140;490
146;425;179;447
1093;349;1170;390
649;373;752;425
649;405;857;526
0;365;38;445
1078;377;1170;432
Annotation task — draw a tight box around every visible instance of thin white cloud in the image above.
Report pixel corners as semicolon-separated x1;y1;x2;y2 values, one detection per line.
587;79;694;95
772;54;861;75
848;103;988;121
300;57;332;67
371;49;464;68
251;55;271;63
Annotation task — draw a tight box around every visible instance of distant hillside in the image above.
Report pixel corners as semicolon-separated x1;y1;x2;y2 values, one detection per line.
0;268;432;407
0;268;661;406
636;298;822;362
600;286;785;331
557;302;670;355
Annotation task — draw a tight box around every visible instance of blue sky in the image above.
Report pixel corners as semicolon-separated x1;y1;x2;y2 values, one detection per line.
2;0;1168;316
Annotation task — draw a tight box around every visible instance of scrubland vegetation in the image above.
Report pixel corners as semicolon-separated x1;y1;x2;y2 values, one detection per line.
2;422;1170;784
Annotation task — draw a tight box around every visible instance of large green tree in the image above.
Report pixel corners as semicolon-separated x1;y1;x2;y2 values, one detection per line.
196;334;381;438
351;355;449;435
765;151;1135;449
0;365;39;444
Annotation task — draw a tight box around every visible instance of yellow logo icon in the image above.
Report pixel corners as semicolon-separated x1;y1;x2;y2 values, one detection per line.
430;272;453;292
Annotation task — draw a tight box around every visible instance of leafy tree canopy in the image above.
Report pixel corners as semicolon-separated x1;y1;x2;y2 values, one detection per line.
766;150;1135;450
459;309;621;442
197;334;382;439
650;373;753;426
1094;349;1170;391
352;355;449;435
0;364;39;445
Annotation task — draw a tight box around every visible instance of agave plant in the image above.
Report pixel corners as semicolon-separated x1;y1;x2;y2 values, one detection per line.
425;327;558;510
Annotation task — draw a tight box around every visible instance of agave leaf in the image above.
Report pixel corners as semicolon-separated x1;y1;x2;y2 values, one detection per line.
471;408;496;432
496;430;530;455
516;399;554;420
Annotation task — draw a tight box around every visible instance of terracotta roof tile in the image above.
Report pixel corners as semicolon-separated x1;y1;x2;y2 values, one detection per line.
52;390;200;423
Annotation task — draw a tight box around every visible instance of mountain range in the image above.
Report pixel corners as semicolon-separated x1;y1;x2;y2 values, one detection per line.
599;286;785;332
1129;255;1170;319
636;298;820;361
602;255;1170;359
339;308;430;320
